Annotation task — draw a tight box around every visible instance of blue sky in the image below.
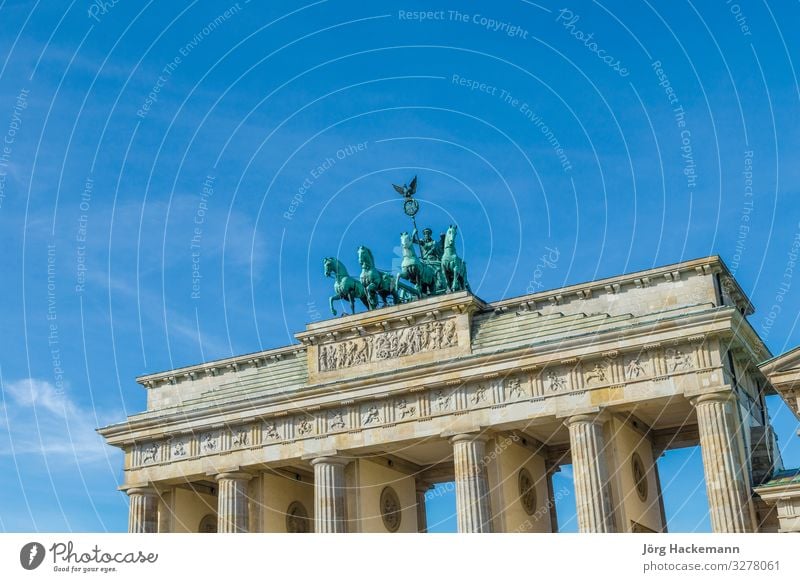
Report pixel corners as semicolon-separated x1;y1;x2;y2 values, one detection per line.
0;1;799;533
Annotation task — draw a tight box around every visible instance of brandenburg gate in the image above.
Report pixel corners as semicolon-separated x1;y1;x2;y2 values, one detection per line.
99;255;800;533
99;177;800;534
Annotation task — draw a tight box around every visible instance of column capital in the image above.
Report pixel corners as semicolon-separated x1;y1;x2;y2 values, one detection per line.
125;486;157;497
309;456;350;468
448;432;490;445
127;486;158;533
690;390;736;406
214;471;254;482
563;411;608;428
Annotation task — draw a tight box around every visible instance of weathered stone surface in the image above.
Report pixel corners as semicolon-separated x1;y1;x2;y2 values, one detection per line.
127;487;158;533
215;472;253;533
311;457;349;533
565;414;615;533
693;392;754;532
451;434;493;533
102;257;798;533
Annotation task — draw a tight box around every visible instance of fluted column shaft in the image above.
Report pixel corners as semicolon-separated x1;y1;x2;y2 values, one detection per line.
127;487;158;533
311;457;349;533
566;414;615;532
451;434;493;533
215;472;253;533
693;392;753;532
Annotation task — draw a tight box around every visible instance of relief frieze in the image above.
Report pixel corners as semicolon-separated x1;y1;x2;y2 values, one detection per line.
317;318;457;372
130;342;708;468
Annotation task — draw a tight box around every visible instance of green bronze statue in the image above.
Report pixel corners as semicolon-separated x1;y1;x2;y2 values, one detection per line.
412;227;444;262
358;245;400;309
323;257;370;316
319;177;472;317
396;231;445;298
441;224;470;292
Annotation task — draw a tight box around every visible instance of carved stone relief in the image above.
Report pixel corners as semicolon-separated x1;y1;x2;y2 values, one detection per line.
631;452;648;502
296;418;314;436
286;501;310;533
667;348;694;372
171;440;187;458
318;319;457;372
264;421;281;440
584;363;607;385
471;384;489;405
142;443;158;464
201;433;218;453
198;514;217;533
131;343;709;468
362;405;381;426
434;390;452;412
232;428;249;447
518;468;537;515
380;486;402;532
546;370;567;392
328;410;346;431
625;356;647;379
396;399;416;419
506;377;526;400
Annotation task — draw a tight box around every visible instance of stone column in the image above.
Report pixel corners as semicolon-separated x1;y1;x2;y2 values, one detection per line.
127;487;158;533
415;481;432;533
565;413;616;532
451;434;493;532
693;392;754;532
311;457;349;533
215;472;253;533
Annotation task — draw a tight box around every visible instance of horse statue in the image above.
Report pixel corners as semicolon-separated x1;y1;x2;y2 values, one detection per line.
441;224;470;292
323;257;370;316
357;245;400;309
396;231;444;298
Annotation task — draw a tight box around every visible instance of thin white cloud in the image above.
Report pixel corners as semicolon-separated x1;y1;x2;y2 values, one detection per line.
0;378;119;462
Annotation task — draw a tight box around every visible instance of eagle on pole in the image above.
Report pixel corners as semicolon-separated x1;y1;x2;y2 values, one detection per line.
393;176;419;218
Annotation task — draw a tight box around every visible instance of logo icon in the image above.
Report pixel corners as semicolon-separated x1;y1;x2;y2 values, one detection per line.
19;542;46;570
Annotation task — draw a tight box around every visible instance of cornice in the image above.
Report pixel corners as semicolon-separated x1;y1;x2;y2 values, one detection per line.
98;305;736;445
